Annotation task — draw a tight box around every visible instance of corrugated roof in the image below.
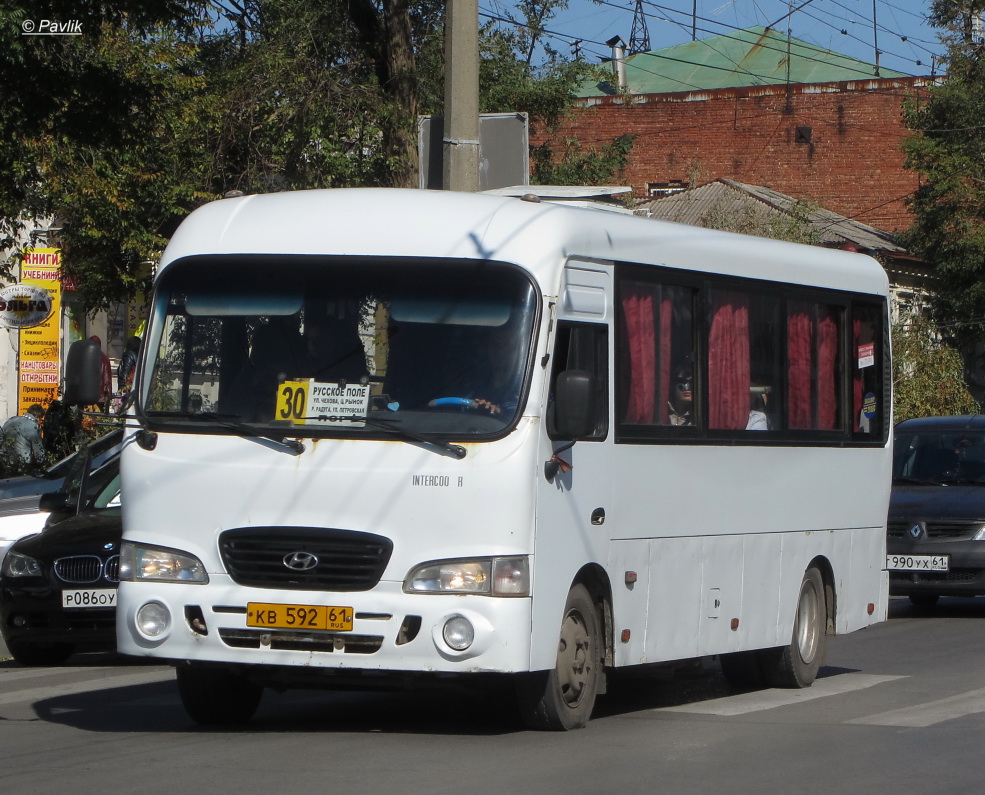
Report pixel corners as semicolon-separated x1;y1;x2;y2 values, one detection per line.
577;26;908;97
643;179;908;254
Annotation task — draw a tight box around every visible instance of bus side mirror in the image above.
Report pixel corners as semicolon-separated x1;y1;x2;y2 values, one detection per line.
63;338;103;406
554;370;596;439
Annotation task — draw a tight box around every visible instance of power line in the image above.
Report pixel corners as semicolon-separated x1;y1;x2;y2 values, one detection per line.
555;0;942;74
480;6;905;87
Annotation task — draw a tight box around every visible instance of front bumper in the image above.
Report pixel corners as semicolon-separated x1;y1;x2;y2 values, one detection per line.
116;576;533;675
887;537;985;597
1;580;117;650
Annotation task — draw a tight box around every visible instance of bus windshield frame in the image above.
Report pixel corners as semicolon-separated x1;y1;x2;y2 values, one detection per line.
137;255;540;442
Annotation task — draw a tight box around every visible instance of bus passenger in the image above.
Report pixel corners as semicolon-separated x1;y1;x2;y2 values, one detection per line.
668;367;693;426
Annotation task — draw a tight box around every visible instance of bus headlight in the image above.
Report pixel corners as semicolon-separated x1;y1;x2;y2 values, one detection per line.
120;542;208;583
404;556;529;596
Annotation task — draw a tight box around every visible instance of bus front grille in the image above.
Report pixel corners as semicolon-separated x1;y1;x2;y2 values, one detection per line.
218;527;393;591
218;627;383;654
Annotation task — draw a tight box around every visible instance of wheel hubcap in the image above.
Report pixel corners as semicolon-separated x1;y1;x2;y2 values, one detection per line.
557;609;592;707
796;581;820;663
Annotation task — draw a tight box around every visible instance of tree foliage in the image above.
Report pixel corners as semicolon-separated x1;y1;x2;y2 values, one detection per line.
531;134;636;186
901;0;985;349
0;0;606;310
892;311;978;421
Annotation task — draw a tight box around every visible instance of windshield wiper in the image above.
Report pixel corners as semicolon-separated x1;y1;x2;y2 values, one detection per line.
187;412;305;455
306;414;467;460
893;476;947;485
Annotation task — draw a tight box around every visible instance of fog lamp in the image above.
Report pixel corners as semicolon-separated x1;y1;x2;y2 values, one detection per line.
136;601;171;639
442;615;474;651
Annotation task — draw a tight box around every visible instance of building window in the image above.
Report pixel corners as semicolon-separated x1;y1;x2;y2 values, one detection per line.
647;180;689;197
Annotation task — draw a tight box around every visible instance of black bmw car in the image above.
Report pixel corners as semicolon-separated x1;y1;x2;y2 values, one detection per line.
0;453;121;666
889;415;985;607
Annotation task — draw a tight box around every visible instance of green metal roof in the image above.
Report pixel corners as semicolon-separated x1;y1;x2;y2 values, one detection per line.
577;26;908;97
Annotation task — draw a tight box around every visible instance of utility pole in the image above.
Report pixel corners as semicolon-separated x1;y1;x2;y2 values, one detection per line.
443;0;480;192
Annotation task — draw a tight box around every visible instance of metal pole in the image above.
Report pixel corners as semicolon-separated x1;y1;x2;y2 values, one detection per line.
442;0;480;192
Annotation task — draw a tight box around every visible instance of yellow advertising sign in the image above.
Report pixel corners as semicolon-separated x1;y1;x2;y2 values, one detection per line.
18;248;62;414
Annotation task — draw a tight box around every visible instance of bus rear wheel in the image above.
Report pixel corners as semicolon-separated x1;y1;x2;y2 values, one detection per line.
176;665;263;725
515;583;603;730
762;566;827;688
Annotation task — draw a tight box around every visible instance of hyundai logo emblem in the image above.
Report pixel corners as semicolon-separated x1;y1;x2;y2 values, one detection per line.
283;551;319;571
908;523;924;540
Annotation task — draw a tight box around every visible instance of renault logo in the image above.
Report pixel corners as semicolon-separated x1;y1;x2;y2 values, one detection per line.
908;523;924;540
283;551;319;571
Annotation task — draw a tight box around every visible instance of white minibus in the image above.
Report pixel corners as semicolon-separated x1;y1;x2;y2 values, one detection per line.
93;188;891;729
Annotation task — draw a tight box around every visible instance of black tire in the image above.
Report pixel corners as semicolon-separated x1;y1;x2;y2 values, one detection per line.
762;566;827;688
515;583;603;730
908;593;940;608
719;650;767;690
176;665;263;725
7;640;74;667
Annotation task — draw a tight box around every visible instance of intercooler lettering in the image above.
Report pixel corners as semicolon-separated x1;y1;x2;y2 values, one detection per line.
412;475;450;487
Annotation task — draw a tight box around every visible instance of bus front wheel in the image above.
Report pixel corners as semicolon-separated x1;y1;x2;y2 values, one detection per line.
515;583;603;730
176;665;263;725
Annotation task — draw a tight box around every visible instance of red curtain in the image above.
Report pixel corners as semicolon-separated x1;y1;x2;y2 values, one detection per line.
622;286;657;424
787;304;813;429
708;292;750;429
658;295;672;423
853;318;863;431
817;312;838;429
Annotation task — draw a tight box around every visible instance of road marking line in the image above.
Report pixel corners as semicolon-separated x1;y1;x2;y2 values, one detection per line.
847;687;985;727
658;674;904;716
0;670;174;707
0;665;114;683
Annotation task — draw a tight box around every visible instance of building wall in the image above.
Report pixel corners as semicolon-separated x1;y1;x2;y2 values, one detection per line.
537;77;927;232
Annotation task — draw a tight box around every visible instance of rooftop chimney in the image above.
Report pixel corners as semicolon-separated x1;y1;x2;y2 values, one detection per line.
606;36;628;93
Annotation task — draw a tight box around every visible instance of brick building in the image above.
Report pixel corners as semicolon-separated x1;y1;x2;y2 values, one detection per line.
533;27;930;233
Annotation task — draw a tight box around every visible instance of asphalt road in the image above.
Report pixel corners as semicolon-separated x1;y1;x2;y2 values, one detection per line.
2;597;985;794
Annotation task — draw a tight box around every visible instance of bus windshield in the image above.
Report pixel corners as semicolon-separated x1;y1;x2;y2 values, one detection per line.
140;255;538;439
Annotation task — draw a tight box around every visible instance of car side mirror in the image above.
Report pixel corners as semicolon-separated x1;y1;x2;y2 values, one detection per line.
554;370;596;439
63;338;103;406
39;490;71;513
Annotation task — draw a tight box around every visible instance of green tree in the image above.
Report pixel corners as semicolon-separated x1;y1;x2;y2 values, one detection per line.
892;310;978;421
0;1;215;309
0;0;607;308
531;133;635;185
902;0;985;350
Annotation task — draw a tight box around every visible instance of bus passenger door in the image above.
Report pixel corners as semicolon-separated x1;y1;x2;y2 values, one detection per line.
532;262;617;671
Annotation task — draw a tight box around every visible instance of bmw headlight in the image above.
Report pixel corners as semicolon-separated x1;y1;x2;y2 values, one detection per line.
2;550;42;578
404;556;529;596
119;542;208;583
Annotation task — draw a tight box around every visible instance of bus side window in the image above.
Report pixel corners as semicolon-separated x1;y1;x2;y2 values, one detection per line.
618;281;697;428
852;302;888;441
786;301;844;432
547;323;608;440
706;289;780;432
